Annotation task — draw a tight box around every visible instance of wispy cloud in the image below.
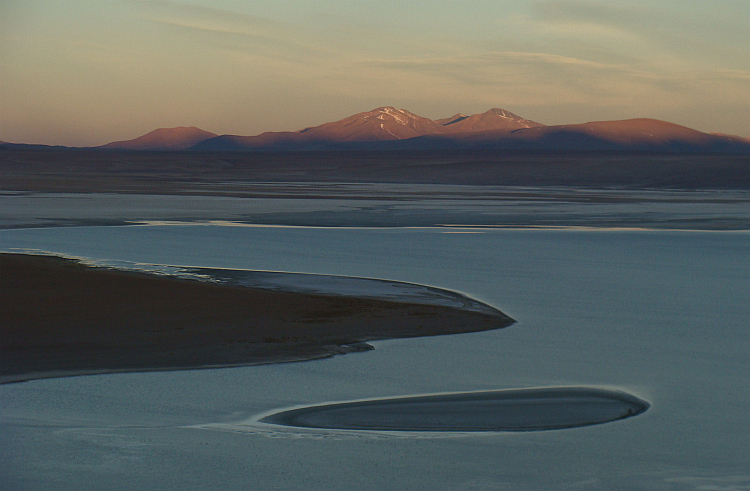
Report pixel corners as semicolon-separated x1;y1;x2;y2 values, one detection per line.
504;1;749;70
532;1;649;41
534;1;649;28
346;49;750;116
127;0;285;38
123;0;336;64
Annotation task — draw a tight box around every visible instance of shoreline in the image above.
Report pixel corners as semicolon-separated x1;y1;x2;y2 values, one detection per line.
4;218;750;233
2;185;748;232
0;253;514;384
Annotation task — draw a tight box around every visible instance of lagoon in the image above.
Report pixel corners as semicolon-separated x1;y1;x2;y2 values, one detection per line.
1;224;748;490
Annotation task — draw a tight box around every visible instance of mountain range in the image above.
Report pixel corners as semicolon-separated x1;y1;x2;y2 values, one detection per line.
3;107;749;153
185;107;545;152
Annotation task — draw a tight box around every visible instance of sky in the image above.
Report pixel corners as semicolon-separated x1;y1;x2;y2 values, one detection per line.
1;0;748;146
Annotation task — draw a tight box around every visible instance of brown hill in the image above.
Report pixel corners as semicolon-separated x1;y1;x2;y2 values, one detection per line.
100;127;217;151
390;118;750;153
710;133;750;144
513;119;713;144
502;118;748;152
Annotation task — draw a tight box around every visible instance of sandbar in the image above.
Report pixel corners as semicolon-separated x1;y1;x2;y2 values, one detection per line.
0;253;514;383
259;387;650;432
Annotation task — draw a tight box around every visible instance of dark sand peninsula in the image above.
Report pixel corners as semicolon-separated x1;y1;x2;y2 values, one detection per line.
0;253;514;384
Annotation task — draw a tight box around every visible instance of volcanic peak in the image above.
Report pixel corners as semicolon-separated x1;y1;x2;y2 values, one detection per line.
294;106;446;141
438;108;543;133
372;107;419;122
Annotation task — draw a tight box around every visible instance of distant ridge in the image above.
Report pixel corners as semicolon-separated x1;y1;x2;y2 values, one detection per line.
191;108;749;153
0;142;71;151
99;126;218;151
6;107;750;154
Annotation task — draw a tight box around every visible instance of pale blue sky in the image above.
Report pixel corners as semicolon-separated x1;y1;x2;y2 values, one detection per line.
2;0;748;145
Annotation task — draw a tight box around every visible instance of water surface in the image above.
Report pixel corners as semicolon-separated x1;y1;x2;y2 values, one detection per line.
1;224;748;490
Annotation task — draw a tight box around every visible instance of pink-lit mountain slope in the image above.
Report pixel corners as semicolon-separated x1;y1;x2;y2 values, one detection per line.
194;107;448;151
437;108;542;133
99;127;218;151
302;106;447;141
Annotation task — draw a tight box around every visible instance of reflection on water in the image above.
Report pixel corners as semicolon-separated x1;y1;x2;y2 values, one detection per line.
1;224;748;490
